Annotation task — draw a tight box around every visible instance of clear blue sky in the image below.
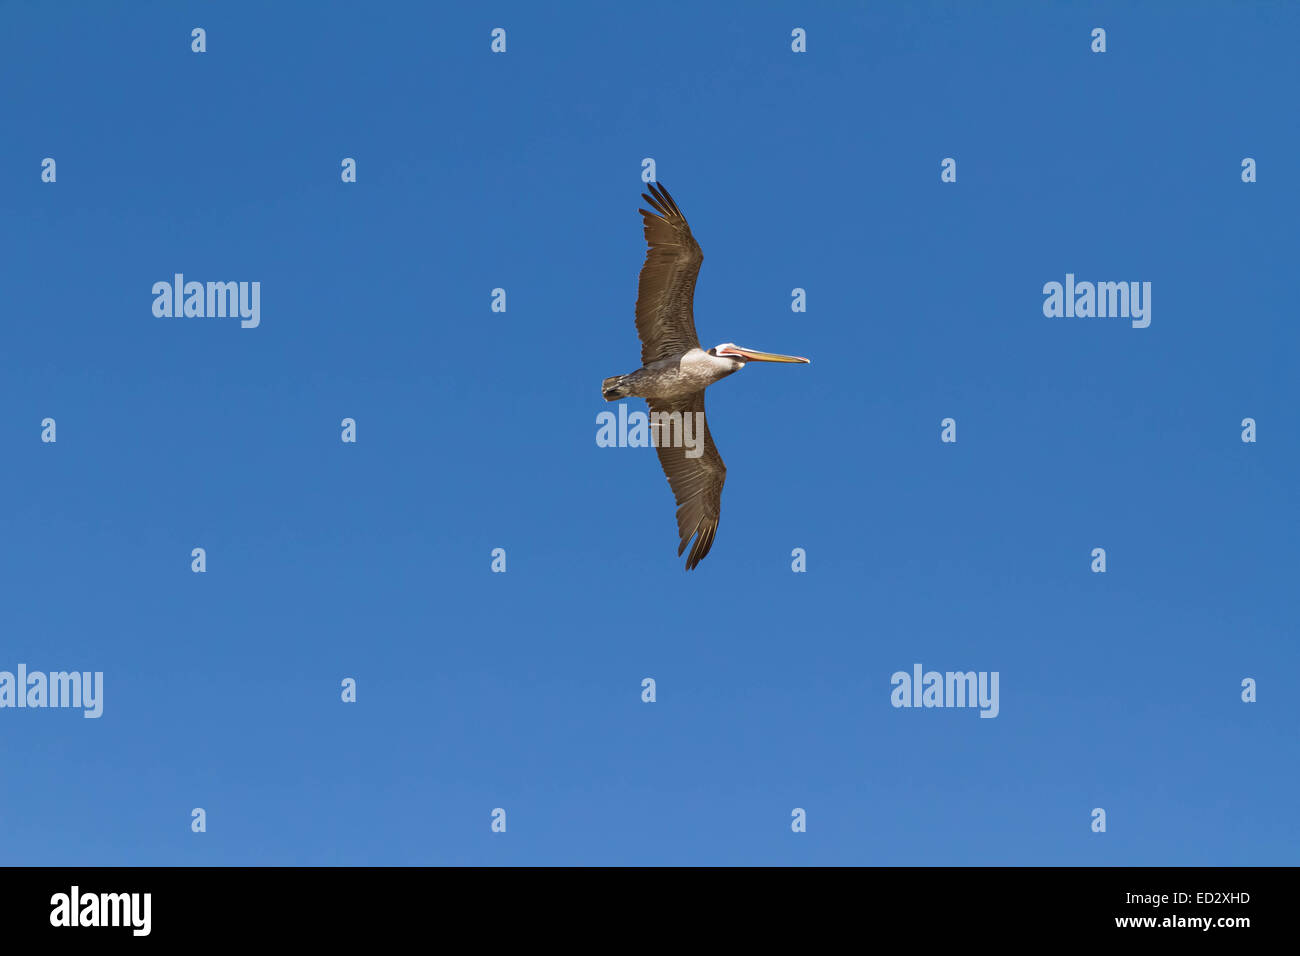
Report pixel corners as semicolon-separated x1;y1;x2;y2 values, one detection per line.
1;1;1296;865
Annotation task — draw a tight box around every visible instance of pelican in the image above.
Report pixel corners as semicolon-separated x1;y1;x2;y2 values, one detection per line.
601;181;810;570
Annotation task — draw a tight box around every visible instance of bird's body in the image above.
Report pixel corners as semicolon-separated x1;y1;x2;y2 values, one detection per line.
602;182;809;570
602;348;740;400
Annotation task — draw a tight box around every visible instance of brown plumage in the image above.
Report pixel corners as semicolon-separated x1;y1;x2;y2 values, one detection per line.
605;181;809;570
636;182;703;365
648;392;725;570
637;183;722;569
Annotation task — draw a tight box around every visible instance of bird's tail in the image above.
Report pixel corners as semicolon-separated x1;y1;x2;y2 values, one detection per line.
602;374;633;401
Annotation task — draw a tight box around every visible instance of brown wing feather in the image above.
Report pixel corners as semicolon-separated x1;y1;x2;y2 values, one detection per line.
648;391;725;570
635;181;703;365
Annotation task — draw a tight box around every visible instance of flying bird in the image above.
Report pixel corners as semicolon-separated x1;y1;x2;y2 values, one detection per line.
602;181;810;570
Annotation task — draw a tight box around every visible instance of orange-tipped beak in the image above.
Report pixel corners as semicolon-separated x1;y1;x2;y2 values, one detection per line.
725;347;810;364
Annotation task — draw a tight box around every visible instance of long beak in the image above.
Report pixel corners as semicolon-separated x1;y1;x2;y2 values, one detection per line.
730;347;810;364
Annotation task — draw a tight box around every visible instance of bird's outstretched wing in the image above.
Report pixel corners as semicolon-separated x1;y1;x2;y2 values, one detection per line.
648;391;726;570
635;181;703;365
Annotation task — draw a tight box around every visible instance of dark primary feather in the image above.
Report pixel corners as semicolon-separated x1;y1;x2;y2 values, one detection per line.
648;391;726;570
635;181;704;365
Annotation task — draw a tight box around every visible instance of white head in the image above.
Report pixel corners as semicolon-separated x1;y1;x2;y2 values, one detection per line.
709;342;746;365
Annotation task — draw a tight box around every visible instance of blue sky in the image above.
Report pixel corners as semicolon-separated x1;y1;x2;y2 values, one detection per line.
1;1;1296;865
